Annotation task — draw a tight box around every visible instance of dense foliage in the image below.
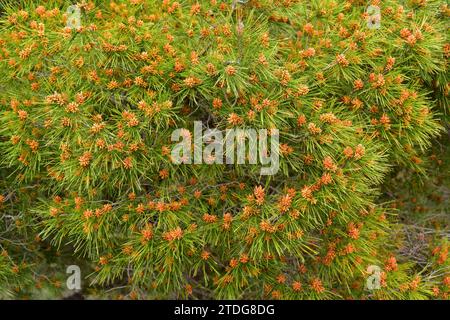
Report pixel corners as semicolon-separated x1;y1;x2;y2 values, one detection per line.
0;0;448;299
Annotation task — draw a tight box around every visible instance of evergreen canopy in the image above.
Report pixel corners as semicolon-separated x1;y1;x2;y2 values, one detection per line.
0;0;448;299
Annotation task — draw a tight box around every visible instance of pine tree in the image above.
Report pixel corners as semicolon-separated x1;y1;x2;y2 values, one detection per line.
0;0;448;299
